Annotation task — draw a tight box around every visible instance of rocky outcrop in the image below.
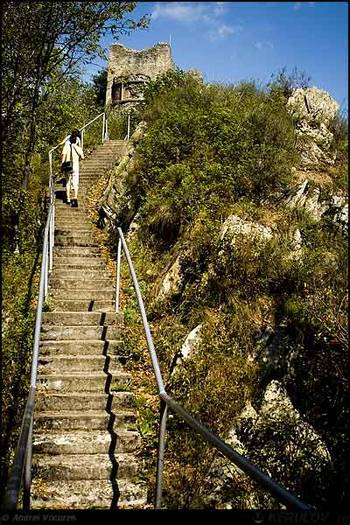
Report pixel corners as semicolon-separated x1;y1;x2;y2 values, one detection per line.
205;380;332;509
285;179;348;234
170;324;202;376
220;215;273;245
250;381;332;466
286;87;339;169
99;122;147;228
157;256;183;303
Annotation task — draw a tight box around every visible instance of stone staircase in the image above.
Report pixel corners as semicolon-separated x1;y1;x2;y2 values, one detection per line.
30;139;147;509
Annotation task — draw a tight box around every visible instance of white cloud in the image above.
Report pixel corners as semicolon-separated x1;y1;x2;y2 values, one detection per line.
209;24;242;42
255;41;274;50
152;2;228;23
293;1;315;10
214;2;227;16
152;2;208;23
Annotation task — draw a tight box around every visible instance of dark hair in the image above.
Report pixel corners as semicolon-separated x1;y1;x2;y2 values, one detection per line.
70;128;80;144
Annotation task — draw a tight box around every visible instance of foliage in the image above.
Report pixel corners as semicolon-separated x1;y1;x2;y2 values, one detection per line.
267;66;311;102
91;69;108;108
130;70;296;252
113;69;348;509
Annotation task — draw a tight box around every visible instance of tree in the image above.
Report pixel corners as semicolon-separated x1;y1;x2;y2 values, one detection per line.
91;69;108;108
2;1;149;187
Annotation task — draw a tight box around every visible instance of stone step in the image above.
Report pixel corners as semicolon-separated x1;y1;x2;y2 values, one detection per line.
54;247;102;257
81;160;117;165
54;204;87;213
54;211;89;218
39;340;122;356
48;299;115;311
32;452;139;480
54;225;95;233
55;227;94;234
42;312;121;326
36;372;131;392
54;237;99;248
38;354;123;373
52;269;112;280
49;278;112;290
49;289;114;300
34;391;134;412
55;229;95;237
32;429;141;455
30;478;147;510
40;325;121;340
33;410;137;432
53;257;105;267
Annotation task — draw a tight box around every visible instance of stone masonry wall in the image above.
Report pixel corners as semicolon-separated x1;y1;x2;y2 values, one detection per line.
106;43;175;107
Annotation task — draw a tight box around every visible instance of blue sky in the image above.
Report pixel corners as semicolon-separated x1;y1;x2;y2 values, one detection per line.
85;1;348;113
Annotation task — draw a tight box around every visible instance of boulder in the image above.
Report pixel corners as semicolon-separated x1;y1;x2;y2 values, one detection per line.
157;256;183;302
254;381;332;467
287;87;339;127
220;215;273;245
285;180;328;221
170;324;202;376
286;87;339;169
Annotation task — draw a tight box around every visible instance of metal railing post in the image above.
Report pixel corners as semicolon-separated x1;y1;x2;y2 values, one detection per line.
44;235;49;299
49;203;54;273
155;399;168;509
115;237;122;313
127;112;131;140
49;151;53;182
22;414;33;510
102;113;106;142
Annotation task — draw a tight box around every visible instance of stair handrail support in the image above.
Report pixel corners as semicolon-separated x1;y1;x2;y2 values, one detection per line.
115;227;312;512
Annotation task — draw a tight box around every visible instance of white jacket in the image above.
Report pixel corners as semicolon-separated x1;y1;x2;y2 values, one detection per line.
62;141;84;172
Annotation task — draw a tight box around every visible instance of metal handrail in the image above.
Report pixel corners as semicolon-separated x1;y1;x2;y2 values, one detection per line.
2;110;109;510
2;202;53;510
115;227;312;511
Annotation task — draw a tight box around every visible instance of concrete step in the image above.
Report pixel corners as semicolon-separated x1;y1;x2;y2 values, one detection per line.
32;429;141;455
40;325;121;340
49;278;112;290
48;299;115;311
80;162;115;167
42;312;121;326
53;258;106;267
54;237;99;247
30;478;147;510
52;269;112;280
38;354;124;374
33;410;137;432
54;204;88;213
39;340;122;356
55;227;94;234
54;225;95;233
36;372;131;392
54;247;102;257
34;391;134;412
32;452;139;480
49;289;114;300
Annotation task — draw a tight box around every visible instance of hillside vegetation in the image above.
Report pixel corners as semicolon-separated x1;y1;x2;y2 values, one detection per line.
100;70;348;509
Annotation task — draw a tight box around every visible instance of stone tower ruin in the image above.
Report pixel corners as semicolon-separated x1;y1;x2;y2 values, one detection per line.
105;42;175;108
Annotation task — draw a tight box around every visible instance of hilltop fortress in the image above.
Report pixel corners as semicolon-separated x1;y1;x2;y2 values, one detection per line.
105;42;175;107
